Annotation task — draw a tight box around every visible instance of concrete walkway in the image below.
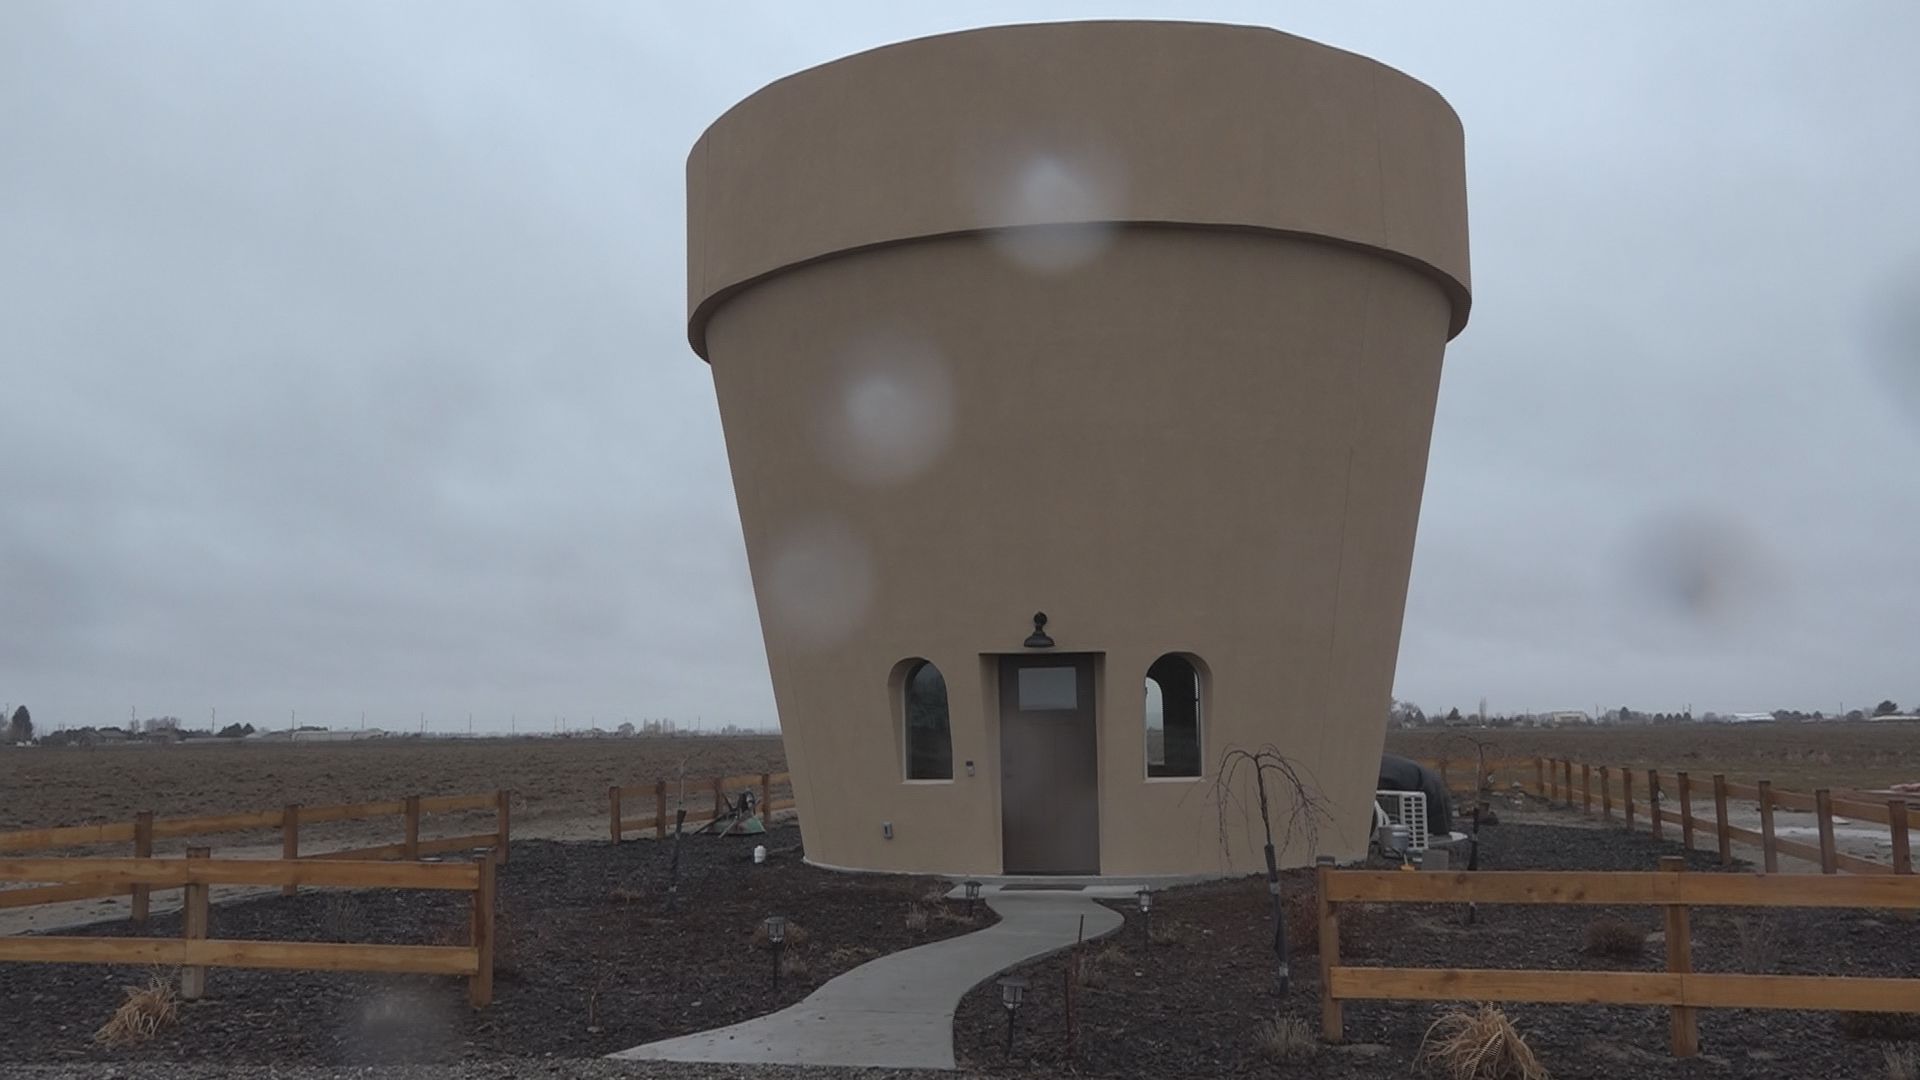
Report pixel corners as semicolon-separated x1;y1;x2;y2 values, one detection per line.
610;891;1123;1070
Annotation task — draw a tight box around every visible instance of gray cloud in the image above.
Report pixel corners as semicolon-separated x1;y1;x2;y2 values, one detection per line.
2;2;1917;729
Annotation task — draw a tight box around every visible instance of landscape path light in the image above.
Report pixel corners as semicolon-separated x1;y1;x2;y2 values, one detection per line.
998;974;1028;1059
764;915;787;991
1136;887;1153;949
964;879;982;920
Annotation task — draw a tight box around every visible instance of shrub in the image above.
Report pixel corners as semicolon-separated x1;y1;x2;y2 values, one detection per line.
779;951;810;979
904;904;930;932
1888;1044;1920;1080
1420;1004;1550;1080
96;974;180;1045
1148;921;1187;947
1581;917;1647;959
1253;1015;1317;1063
823;945;880;968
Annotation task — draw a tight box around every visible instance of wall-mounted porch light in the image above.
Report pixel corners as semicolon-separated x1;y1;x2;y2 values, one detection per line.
1023;612;1054;649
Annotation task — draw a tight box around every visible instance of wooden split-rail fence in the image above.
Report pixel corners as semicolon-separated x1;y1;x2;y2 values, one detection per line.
0;790;512;921
0;851;497;1006
1530;757;1915;875
1316;856;1920;1057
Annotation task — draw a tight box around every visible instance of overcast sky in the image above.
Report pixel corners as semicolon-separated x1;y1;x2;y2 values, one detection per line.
3;2;1917;732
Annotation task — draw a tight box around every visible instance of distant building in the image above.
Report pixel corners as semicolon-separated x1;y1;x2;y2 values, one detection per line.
1539;710;1590;727
1722;713;1774;724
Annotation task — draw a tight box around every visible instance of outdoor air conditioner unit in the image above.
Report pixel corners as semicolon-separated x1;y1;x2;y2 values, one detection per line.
1375;790;1430;853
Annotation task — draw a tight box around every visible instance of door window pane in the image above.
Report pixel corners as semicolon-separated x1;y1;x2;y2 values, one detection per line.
1017;666;1078;710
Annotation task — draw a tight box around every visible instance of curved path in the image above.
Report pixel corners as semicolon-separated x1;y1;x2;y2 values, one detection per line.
610;891;1123;1070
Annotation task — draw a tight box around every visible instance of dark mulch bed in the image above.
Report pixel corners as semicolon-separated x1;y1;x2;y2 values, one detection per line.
0;825;992;1064
956;818;1917;1079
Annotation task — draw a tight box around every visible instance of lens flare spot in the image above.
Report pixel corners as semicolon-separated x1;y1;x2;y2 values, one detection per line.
764;516;874;650
818;334;953;487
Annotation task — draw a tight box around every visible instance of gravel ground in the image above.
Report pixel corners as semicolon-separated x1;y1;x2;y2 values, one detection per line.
955;814;1916;1078
0;825;990;1067
8;1065;969;1080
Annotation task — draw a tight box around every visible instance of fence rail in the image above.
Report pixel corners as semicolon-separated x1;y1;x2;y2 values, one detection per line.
0;851;496;1006
1529;757;1916;876
1316;857;1920;1057
0;789;511;918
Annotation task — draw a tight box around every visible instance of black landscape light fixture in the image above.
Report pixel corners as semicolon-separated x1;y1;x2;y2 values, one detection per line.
765;915;787;991
1023;612;1054;649
998;974;1028;1059
1136;887;1153;948
964;879;982;920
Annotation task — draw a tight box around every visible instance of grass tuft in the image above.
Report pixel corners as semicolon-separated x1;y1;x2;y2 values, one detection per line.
95;973;180;1045
1888;1044;1920;1080
1253;1015;1317;1063
1420;1004;1550;1080
904;904;930;932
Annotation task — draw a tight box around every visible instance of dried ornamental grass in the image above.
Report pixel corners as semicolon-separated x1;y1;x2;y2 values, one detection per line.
95;974;180;1045
1420;1004;1550;1080
1253;1015;1317;1063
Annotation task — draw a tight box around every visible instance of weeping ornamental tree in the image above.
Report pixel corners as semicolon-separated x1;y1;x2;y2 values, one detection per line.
1212;746;1330;996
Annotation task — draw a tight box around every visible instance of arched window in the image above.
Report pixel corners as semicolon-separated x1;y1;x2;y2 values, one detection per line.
1145;653;1203;778
902;659;953;780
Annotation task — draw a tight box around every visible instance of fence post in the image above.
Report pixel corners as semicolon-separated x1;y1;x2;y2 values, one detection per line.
1623;768;1635;830
1816;789;1838;875
1582;763;1592;815
281;804;300;896
181;847;210;1000
1891;799;1912;875
468;849;496;1008
1712;775;1731;866
711;777;725;822
609;786;622;843
1600;766;1613;821
1535;757;1545;797
655;780;667;840
403;795;421;860
760;772;773;818
1548;759;1559;804
1660;855;1698;1057
1315;856;1342;1044
131;811;154;927
1677;772;1694;852
494;789;511;865
1757;780;1779;873
1648;771;1663;841
1564;760;1574;808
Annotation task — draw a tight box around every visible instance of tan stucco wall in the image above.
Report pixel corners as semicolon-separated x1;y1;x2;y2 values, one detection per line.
688;21;1470;876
